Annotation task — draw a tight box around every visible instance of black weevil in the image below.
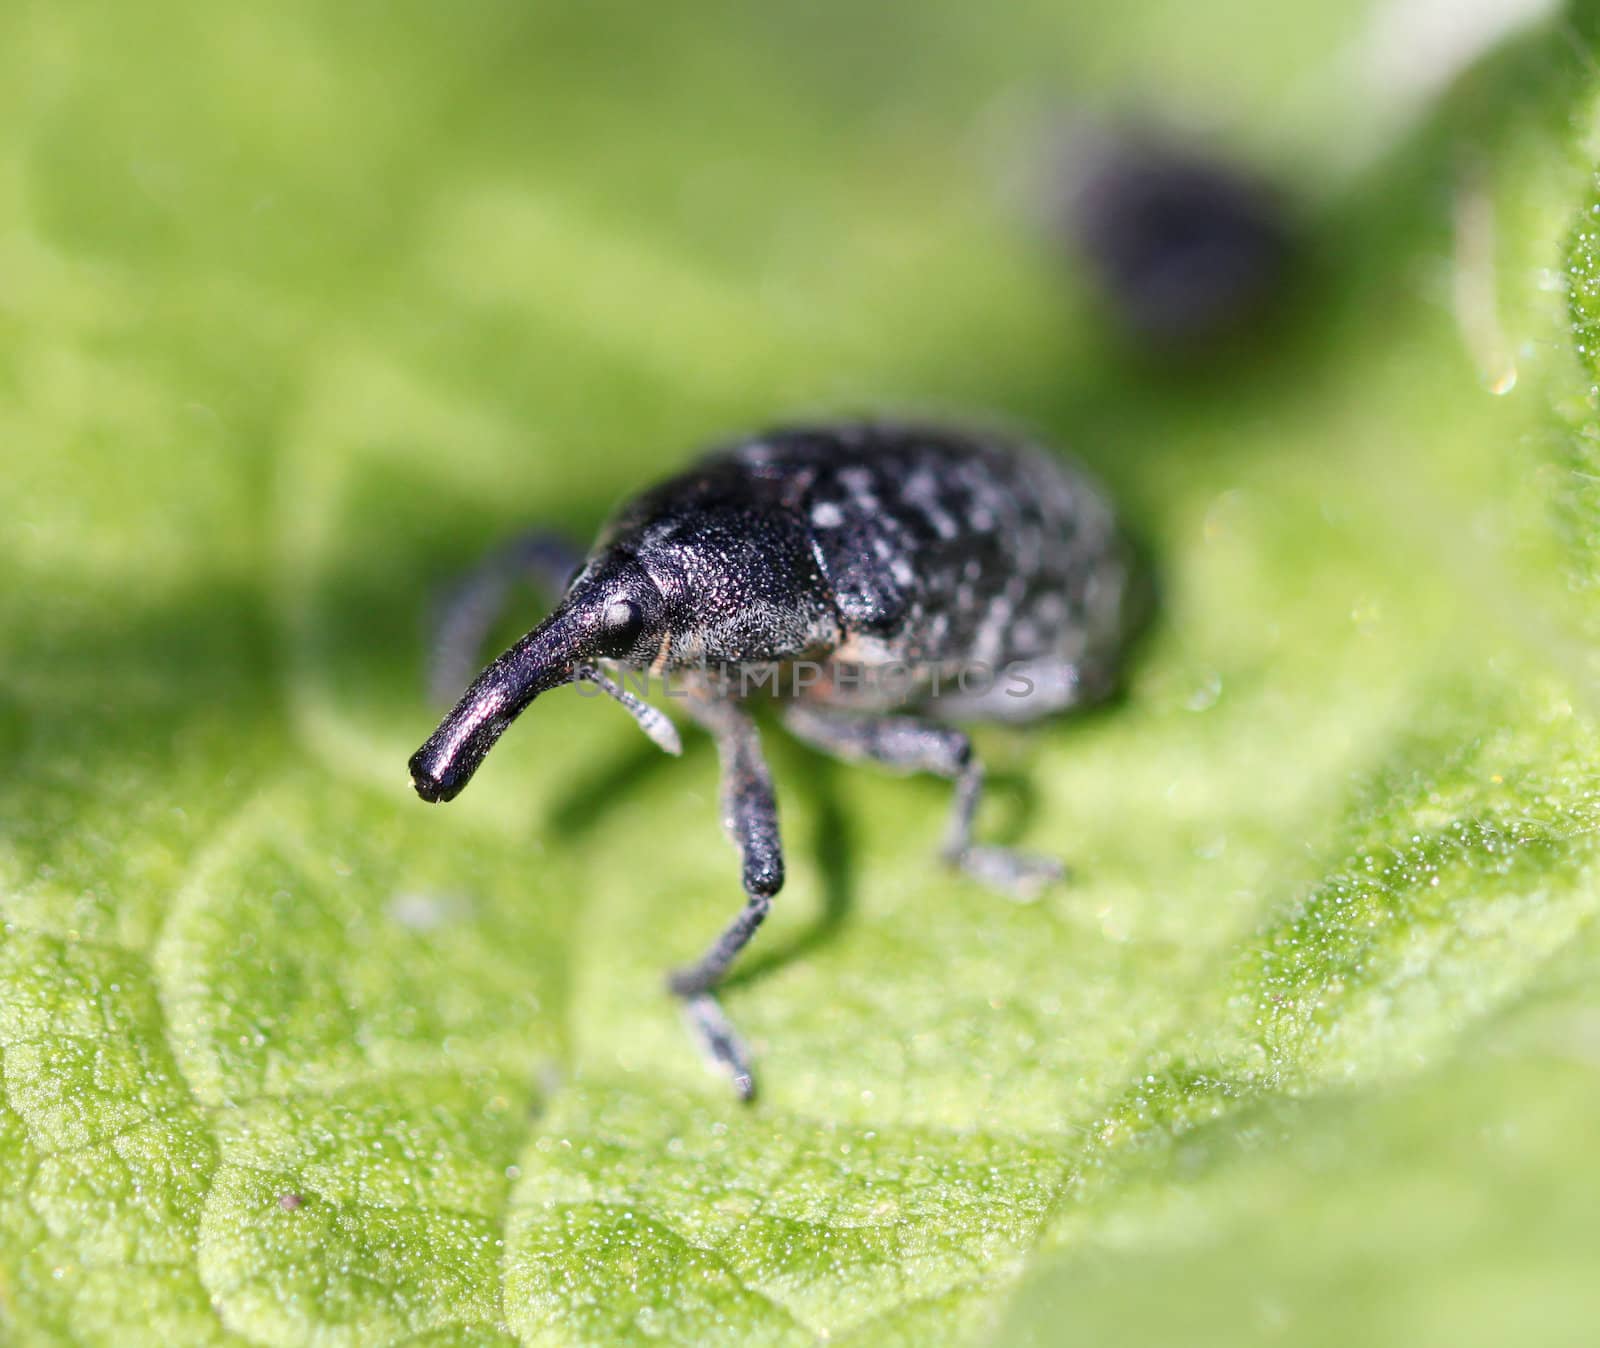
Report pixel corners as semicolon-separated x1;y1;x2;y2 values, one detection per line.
410;422;1139;1099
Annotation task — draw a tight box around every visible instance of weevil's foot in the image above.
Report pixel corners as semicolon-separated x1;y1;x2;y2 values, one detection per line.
675;989;757;1102
947;845;1065;902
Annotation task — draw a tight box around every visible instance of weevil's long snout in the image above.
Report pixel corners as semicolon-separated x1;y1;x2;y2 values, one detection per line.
409;609;584;803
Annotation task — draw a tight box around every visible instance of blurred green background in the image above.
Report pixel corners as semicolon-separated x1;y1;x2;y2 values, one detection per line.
7;0;1600;1344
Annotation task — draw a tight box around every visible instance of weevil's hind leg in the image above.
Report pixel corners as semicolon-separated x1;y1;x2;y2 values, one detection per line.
668;697;784;1101
427;532;585;705
783;704;1063;901
940;747;1065;898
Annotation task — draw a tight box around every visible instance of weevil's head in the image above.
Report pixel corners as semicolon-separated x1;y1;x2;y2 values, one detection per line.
408;551;668;803
410;481;836;806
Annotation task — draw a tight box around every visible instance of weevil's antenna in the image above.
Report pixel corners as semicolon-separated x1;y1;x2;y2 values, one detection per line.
577;666;682;756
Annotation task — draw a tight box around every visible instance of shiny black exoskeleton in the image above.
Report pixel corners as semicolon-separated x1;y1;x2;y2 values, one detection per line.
410;422;1139;1099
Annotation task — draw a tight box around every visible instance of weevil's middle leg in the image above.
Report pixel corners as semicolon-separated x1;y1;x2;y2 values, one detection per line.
427;531;585;705
783;704;1063;901
668;697;784;1100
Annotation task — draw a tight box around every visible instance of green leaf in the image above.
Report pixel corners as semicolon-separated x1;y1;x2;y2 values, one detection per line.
6;1;1600;1344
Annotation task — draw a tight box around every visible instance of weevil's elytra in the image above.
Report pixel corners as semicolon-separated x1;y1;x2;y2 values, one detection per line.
410;422;1140;1099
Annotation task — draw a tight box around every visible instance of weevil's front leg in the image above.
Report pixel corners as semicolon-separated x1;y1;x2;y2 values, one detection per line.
783;704;1063;901
428;531;585;705
669;696;784;1100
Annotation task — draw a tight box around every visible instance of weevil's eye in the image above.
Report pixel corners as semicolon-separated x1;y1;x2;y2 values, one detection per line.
600;597;645;651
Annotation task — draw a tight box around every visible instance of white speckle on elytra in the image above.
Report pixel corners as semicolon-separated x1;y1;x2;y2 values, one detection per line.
899;465;963;538
973;596;1013;665
837;467;879;511
1035;593;1066;624
811;501;844;528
